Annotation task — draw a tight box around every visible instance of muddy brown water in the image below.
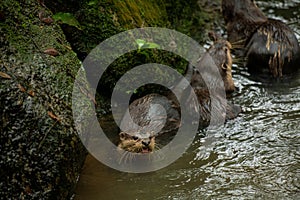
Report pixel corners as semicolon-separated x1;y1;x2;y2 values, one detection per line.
74;1;300;199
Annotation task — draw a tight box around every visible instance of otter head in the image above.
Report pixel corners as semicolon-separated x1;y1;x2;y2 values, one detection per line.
222;0;267;46
191;38;235;93
222;0;266;23
208;39;236;93
118;132;155;153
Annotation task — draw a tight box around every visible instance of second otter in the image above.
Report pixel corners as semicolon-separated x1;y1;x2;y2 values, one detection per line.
222;0;300;78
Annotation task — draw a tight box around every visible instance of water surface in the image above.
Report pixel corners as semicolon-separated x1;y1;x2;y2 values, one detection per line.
74;1;300;199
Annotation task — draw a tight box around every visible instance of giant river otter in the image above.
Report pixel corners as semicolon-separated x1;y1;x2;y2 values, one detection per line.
222;0;300;77
118;38;241;154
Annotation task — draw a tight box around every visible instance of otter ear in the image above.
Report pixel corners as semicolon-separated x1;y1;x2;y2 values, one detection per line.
119;132;128;140
208;31;218;42
221;63;228;71
149;131;156;138
149;136;155;140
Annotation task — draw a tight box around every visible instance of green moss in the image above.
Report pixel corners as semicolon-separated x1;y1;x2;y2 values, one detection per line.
0;0;88;199
111;0;169;28
165;0;213;43
53;12;82;30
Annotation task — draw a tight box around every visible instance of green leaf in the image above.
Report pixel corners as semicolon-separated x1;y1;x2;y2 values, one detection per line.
135;39;146;50
88;0;98;6
125;89;138;94
146;42;160;49
135;39;160;50
53;12;81;30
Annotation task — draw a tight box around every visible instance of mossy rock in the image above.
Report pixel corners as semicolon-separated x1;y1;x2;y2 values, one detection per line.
0;0;89;199
43;0;193;99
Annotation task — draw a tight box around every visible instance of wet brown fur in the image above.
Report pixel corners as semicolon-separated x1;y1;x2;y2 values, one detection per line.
191;37;235;93
222;0;300;77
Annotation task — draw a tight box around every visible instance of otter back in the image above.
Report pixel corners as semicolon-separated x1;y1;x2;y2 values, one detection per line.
222;0;300;77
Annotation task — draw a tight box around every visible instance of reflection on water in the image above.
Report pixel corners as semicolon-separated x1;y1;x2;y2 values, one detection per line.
74;1;300;199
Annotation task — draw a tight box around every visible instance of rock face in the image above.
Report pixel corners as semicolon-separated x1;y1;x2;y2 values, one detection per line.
0;0;88;199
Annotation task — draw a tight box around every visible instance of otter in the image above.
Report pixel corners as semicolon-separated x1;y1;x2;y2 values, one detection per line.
118;38;241;153
190;37;235;93
186;37;240;127
118;93;181;154
222;0;300;77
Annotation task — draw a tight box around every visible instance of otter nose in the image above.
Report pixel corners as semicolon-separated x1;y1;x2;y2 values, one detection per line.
142;141;150;147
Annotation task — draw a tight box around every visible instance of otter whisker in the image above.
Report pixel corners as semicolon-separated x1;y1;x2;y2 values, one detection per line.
138;146;143;153
150;144;165;160
124;150;134;164
118;150;127;164
293;30;300;37
232;57;246;65
230;45;246;51
122;151;129;164
127;152;134;163
229;38;247;46
232;57;245;61
154;143;161;151
230;43;245;48
155;152;165;161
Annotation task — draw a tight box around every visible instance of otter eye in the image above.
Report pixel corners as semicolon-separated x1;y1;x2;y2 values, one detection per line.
224;47;228;54
132;136;138;140
119;132;126;139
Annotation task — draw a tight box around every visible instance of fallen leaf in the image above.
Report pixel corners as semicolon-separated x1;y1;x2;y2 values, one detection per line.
44;48;59;56
0;71;11;79
38;10;53;24
48;111;61;121
27;90;35;97
41;17;54;24
25;185;32;194
17;84;26;92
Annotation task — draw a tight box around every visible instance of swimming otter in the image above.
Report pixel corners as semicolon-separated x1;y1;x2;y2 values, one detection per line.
118;39;240;153
187;37;240;127
118;93;181;153
222;0;300;77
